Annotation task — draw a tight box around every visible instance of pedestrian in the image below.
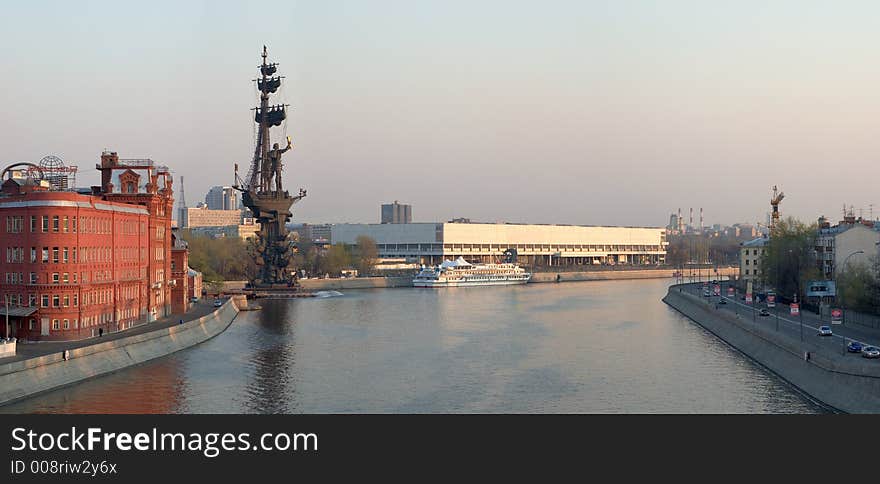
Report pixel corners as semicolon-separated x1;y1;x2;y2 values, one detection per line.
179;318;183;325
99;328;103;337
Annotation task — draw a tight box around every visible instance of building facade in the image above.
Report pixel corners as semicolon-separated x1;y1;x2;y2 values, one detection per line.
739;237;767;284
205;186;239;211
380;201;411;224
332;222;666;266
181;207;242;228
0;151;176;341
815;216;879;279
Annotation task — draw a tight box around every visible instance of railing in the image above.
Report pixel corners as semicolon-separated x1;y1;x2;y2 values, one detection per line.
117;159;155;167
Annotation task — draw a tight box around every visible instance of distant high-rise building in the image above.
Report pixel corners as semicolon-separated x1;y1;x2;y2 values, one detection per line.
381;200;412;224
205;186;239;211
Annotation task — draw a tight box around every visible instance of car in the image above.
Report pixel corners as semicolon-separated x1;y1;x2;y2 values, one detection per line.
702;290;711;297
847;341;864;353
817;325;832;336
862;346;880;359
190;297;199;303
718;298;727;305
759;309;770;317
213;299;223;308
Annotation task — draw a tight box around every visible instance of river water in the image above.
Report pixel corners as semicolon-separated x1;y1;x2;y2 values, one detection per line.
3;279;826;413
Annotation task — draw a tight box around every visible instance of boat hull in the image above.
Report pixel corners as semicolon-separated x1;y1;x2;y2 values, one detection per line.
413;277;530;288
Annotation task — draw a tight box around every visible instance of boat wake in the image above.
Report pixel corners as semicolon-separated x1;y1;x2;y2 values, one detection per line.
314;290;344;298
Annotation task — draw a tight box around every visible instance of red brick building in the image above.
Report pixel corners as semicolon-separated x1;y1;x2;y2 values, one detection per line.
0;151;179;341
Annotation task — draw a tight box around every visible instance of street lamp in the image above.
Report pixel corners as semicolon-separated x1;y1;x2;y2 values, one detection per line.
840;250;865;325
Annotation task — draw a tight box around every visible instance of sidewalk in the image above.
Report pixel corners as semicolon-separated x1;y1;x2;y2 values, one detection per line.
0;298;224;364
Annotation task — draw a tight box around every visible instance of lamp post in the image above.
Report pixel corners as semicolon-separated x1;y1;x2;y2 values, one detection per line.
840;250;864;325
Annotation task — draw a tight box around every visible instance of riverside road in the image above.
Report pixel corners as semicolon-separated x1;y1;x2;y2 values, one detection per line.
681;281;880;360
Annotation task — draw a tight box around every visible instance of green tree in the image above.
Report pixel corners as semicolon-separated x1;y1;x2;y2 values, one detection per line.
837;257;879;314
759;217;821;302
319;243;352;277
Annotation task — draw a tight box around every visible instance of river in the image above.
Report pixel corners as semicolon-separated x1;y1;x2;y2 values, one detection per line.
3;279;827;413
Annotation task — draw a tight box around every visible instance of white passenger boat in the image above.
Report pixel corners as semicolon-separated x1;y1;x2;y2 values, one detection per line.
412;257;531;287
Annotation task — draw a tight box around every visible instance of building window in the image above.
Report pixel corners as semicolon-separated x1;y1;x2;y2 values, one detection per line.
745;269;750;275
73;294;78;307
42;247;48;263
52;247;59;264
72;217;77;233
63;248;68;263
63;295;69;307
30;247;36;263
63;319;69;329
52;319;59;331
30;216;37;233
30;272;36;284
52;216;59;232
52;273;59;283
42;215;49;232
62;273;69;284
29;319;35;330
63;216;68;233
53;295;60;307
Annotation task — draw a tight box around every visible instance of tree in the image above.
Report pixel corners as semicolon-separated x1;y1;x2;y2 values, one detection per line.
319;243;352;277
837;257;880;314
355;235;378;276
759;217;821;302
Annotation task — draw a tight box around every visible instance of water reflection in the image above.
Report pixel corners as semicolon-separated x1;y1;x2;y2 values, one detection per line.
245;300;294;413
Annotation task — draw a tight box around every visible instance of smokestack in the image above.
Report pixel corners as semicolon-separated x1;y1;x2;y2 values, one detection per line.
689;208;693;231
678;208;682;233
700;207;703;232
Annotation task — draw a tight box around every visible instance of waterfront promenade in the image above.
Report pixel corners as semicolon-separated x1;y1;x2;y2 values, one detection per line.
0;298;239;406
665;282;880;412
1;299;224;364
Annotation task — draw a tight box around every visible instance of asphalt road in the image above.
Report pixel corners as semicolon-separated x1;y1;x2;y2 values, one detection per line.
681;281;880;357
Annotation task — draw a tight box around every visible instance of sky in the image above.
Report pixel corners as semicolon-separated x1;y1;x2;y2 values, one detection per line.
1;1;879;227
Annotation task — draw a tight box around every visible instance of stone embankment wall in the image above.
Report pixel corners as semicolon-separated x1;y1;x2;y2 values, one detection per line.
0;300;240;407
220;267;738;291
663;286;880;413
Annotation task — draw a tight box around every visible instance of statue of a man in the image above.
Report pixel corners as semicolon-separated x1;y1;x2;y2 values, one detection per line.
267;136;292;193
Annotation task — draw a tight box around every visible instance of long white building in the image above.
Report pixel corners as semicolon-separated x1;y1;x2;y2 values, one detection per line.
332;222;667;267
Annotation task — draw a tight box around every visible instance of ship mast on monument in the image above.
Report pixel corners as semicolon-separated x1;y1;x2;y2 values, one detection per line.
235;45;307;286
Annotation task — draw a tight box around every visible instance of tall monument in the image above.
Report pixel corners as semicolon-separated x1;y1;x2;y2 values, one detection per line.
235;46;307;285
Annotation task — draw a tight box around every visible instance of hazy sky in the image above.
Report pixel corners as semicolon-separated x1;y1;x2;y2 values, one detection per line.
2;1;878;227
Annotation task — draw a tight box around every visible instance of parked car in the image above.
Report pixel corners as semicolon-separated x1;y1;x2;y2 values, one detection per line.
847;341;864;353
759;309;770;317
213;299;223;308
718;298;727;305
862;346;880;359
818;325;833;336
702;289;711;297
190;297;199;303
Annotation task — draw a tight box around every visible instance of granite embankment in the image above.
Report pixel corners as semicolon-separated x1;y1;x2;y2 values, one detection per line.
663;285;880;413
219;266;738;291
0;299;240;406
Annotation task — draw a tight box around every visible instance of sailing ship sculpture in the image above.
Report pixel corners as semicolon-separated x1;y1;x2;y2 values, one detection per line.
235;46;307;286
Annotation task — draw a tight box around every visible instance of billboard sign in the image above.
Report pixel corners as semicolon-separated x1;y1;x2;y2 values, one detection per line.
767;293;776;308
727;287;734;297
806;280;836;297
790;303;799;316
831;308;843;324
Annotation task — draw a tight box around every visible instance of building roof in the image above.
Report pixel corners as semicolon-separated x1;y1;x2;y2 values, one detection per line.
741;237;768;247
0;306;38;317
